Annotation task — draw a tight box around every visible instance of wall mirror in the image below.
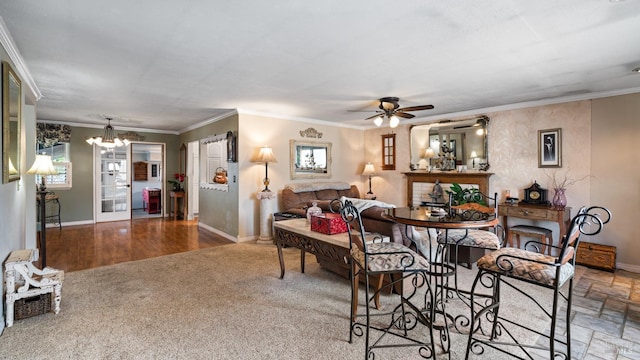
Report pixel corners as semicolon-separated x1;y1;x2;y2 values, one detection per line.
2;61;21;183
410;116;489;171
290;140;332;179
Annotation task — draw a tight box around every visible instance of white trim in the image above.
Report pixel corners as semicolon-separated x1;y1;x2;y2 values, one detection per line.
0;16;41;102
616;262;640;273
180;110;238;133
197;222;237;242
402;87;640;127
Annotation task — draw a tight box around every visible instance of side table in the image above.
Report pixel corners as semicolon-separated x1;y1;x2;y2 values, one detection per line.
169;190;185;220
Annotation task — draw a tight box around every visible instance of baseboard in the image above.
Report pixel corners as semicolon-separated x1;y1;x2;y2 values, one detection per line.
197;223;237;242
616;262;640;273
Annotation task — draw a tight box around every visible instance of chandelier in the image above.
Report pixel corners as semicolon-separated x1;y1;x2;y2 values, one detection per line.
86;118;130;148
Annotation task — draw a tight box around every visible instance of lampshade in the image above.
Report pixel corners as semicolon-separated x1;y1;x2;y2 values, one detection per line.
253;146;278;163
86;118;130;148
361;162;376;176
470;151;478;158
423;148;435;159
27;154;58;191
373;115;384;127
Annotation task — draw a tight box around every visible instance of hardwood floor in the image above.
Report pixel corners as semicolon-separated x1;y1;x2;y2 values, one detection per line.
44;218;234;272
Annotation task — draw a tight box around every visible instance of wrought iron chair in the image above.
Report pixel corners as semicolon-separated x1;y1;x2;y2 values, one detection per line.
437;191;504;269
464;206;611;359
339;199;449;360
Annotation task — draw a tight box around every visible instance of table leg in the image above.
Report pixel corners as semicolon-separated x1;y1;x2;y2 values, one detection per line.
276;242;286;279
300;249;306;273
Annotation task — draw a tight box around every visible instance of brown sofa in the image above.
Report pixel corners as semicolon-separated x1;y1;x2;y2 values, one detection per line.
280;182;409;246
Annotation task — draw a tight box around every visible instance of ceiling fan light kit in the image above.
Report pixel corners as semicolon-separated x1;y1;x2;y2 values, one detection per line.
364;96;434;128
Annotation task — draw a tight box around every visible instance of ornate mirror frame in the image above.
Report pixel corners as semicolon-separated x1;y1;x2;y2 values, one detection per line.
2;61;21;183
290;140;332;179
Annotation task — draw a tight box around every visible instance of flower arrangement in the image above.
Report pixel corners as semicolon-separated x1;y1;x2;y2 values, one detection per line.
545;169;589;190
168;173;185;190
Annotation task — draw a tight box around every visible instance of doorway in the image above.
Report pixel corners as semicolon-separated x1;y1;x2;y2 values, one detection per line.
93;143;165;222
131;143;165;219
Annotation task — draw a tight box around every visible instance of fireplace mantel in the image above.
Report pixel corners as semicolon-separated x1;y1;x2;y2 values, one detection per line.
403;171;493;207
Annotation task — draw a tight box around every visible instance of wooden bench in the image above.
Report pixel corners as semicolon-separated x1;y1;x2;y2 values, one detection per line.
273;218;390;308
4;249;64;327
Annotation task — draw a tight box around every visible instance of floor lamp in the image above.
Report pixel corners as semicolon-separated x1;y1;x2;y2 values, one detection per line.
253;147;277;244
27;154;59;268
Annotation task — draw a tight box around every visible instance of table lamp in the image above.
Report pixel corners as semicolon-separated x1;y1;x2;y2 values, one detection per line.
362;162;376;195
253;146;277;192
470;151;478;168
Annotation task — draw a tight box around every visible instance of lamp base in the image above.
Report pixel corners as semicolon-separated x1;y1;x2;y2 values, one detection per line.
364;193;377;200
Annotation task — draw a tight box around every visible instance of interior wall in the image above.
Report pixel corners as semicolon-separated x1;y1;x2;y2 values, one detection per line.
592;93;640;270
179;115;239;238
0;49;35;333
365;100;594;260
238;113;365;240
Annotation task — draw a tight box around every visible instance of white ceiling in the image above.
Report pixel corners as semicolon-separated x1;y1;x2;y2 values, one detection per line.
1;0;640;132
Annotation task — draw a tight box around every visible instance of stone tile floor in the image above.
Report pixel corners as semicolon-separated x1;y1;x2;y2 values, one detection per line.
565;266;640;359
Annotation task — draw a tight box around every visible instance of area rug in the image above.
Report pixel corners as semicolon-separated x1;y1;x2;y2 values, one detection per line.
0;243;561;359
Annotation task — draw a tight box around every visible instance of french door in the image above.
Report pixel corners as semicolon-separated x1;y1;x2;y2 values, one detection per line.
94;146;132;222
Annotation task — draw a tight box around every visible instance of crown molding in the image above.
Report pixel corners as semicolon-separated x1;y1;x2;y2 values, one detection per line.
0;16;42;104
236;108;363;130
35;119;179;135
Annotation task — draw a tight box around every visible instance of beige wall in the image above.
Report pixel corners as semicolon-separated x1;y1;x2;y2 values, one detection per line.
592;93;640;269
238;113;365;239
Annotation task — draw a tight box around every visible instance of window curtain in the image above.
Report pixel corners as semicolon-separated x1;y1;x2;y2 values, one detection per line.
36;123;71;147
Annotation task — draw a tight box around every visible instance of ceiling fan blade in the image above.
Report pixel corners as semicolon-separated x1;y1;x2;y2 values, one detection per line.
394;112;415;119
396;104;434;112
365;112;384;120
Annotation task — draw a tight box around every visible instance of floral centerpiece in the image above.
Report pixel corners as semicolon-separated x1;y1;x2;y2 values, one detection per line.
545;169;589;209
168;173;185;191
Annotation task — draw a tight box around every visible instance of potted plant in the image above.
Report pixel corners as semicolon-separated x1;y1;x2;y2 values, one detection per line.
446;183;486;206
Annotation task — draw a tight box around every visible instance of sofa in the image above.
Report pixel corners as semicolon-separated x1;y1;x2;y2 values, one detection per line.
280;182;409;246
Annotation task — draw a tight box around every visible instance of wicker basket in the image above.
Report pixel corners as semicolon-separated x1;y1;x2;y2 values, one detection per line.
14;294;52;320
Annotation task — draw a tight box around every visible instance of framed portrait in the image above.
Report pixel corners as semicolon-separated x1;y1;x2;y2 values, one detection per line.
538;128;562;168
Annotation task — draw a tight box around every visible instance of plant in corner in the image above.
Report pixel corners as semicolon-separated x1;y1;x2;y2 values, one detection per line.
446;183;487;205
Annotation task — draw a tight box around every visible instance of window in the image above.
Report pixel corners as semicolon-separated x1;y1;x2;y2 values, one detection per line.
381;134;396;170
36;142;72;189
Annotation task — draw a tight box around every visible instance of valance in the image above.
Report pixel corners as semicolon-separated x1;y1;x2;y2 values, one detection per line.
37;124;71;147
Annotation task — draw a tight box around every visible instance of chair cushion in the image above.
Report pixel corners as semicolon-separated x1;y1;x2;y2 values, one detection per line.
438;229;501;249
477;247;574;287
351;242;430;272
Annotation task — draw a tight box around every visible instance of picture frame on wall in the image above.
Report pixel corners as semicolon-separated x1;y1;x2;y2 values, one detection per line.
538;128;562;168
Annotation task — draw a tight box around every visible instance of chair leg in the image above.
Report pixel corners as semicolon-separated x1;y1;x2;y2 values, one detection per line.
566;278;573;358
350;261;359;344
549;286;561;358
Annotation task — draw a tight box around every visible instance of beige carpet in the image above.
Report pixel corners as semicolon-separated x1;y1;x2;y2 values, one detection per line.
0;243;569;359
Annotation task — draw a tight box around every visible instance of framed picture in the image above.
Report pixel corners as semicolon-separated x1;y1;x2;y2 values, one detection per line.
538;128;562;168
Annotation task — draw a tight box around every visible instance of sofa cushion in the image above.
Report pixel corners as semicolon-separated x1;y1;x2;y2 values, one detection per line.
361;206;391;221
315;189;340;200
338;187;360;198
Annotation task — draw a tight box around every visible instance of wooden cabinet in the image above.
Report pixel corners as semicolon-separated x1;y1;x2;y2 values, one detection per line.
576;241;616;272
143;188;161;214
134;161;147;181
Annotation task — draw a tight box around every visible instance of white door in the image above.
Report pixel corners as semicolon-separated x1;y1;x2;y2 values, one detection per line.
94;146;132;222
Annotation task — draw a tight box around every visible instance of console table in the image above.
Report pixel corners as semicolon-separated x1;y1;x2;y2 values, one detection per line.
498;203;571;249
169;190;184;220
404;171;493;207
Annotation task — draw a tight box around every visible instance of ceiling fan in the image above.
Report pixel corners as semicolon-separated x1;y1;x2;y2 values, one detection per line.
364;97;434;128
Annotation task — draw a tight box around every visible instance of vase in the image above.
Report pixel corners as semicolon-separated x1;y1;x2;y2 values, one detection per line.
306;202;322;223
552;188;567;209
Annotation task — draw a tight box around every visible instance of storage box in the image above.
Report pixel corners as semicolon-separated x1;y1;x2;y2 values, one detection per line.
14;294;52;320
310;213;348;235
576;241;616;272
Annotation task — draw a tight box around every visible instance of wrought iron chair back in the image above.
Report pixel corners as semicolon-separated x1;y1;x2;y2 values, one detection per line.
338;199;446;360
465;205;611;359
